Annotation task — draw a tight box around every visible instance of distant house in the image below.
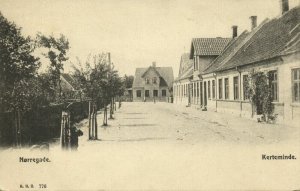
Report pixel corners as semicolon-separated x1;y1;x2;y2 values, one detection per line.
173;37;231;107
132;62;174;102
173;53;193;106
60;73;81;100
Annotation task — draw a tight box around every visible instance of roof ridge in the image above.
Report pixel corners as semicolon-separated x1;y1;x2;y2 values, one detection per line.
202;31;248;73
216;18;270;72
285;32;300;48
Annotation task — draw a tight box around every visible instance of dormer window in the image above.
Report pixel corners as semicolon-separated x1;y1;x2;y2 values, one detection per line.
145;78;150;84
152;77;157;84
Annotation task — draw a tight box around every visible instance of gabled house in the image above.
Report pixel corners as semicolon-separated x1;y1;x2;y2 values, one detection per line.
60;73;81;100
173;37;231;107
173;53;193;105
200;0;300;126
132;62;174;102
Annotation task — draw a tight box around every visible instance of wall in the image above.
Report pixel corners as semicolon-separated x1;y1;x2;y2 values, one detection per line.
173;79;190;106
200;53;300;126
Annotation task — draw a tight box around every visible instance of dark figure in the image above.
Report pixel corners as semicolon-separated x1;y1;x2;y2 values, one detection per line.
70;127;83;150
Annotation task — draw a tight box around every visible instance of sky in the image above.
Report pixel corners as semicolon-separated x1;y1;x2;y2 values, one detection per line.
0;0;299;77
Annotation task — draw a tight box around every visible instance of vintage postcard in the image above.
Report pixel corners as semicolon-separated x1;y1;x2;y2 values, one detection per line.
0;0;299;190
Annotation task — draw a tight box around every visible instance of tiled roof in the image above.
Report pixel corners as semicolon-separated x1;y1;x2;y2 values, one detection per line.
190;38;232;58
203;31;251;74
132;66;174;88
215;6;300;72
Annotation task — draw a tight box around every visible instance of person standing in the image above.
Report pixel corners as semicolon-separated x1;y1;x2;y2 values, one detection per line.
70;127;83;150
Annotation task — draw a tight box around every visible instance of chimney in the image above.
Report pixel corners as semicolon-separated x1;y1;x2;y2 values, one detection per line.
232;26;238;38
152;61;156;67
281;0;289;14
249;16;257;30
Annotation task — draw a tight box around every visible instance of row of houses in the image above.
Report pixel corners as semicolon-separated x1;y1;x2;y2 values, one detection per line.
173;0;300;127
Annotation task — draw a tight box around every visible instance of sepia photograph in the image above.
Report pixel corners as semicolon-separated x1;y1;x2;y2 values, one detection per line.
0;0;300;190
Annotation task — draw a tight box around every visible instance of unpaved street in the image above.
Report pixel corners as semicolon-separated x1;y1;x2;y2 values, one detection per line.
0;102;299;190
79;102;299;146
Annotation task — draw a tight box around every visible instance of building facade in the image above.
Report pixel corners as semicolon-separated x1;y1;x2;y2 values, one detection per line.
173;38;232;108
173;53;193;106
132;62;174;102
173;0;300;126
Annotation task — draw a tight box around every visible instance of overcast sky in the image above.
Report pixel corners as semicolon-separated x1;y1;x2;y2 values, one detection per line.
0;0;299;77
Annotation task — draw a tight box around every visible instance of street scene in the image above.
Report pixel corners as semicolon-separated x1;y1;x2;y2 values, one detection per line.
76;102;299;147
0;0;300;190
1;102;300;190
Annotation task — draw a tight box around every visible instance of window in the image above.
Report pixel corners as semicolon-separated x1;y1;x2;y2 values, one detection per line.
153;90;158;97
192;83;194;97
212;80;215;99
152;77;157;84
269;71;278;101
233;76;239;100
162;89;166;97
292;68;300;102
243;75;249;100
136;90;141;97
218;79;223;99
145;90;150;97
186;84;188;96
145;78;150;84
208;81;211;99
197;82;199;97
225;78;229;99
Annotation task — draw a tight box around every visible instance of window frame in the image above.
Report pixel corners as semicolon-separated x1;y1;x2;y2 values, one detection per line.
136;90;142;98
212;80;215;99
145;90;150;97
268;70;278;102
145;78;150;84
218;78;223;99
292;68;300;102
233;76;239;100
152;77;157;84
224;78;229;100
208;80;211;99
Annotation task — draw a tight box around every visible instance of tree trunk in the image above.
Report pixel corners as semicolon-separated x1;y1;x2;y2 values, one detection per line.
88;101;91;140
95;104;98;139
109;99;113;119
103;105;108;126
